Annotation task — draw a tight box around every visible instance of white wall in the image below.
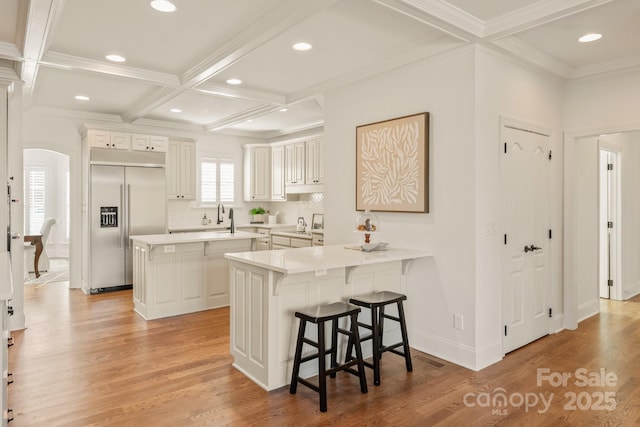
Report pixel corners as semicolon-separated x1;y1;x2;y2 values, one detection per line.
323;45;566;370
324;46;479;368
474;48;565;363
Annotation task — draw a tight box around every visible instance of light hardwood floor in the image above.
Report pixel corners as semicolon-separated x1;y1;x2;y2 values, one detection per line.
8;282;640;426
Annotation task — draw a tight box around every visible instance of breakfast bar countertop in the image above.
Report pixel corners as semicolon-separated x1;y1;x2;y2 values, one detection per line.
224;244;432;275
130;230;263;246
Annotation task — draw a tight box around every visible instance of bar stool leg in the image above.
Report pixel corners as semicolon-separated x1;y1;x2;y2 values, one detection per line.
378;305;385;361
330;318;339;378
317;321;328;412
350;312;368;394
397;300;413;372
370;306;381;386
290;319;307;394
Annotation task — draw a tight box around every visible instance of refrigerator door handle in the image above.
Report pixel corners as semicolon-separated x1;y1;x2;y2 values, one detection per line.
119;184;124;249
127;184;131;250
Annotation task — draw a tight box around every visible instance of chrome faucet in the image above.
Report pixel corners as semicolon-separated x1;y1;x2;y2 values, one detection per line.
228;208;235;234
217;203;225;224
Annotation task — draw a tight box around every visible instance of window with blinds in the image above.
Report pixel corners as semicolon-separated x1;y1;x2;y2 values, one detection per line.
201;158;235;204
26;168;46;234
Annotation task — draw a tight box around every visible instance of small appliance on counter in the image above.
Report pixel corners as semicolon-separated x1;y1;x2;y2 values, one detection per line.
296;217;307;233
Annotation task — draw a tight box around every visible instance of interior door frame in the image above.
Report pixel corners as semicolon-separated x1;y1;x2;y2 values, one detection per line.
500;116;553;355
564;123;640;330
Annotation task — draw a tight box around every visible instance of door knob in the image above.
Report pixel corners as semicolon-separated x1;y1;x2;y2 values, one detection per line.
524;244;541;253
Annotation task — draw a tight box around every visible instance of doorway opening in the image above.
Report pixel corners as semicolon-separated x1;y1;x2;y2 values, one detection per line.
23;149;70;285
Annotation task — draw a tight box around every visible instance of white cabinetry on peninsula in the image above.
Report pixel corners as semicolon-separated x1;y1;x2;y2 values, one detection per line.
167;140;196;200
131;231;261;320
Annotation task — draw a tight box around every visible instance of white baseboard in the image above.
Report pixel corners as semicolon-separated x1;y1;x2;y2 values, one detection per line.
410;330;501;371
577;299;599;323
9;311;26;331
624;281;640;300
551;313;565;333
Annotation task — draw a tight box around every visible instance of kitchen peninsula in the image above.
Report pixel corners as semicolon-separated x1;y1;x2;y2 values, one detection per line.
131;230;262;320
225;244;432;391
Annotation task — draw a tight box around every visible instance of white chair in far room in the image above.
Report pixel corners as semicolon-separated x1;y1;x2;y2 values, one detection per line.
24;218;56;277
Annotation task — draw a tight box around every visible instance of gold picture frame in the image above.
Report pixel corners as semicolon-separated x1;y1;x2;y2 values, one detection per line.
356;112;429;213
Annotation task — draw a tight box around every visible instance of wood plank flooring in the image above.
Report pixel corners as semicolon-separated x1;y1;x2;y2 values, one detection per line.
8;282;640;426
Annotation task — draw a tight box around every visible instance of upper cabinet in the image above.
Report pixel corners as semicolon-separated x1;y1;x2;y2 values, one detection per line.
167;140;196;200
285;142;305;186
88;130;131;150
284;137;324;193
271;145;286;201
88;129;168;152
305;138;324;185
243;146;271;201
131;134;168;153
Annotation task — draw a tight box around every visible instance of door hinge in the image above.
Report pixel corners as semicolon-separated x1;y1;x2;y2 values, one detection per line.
548;229;552;239
504;325;507;336
548;150;552;160
608;279;614;287
608;221;614;229
607;163;613;171
504;142;507;154
548;308;552;318
504;234;507;245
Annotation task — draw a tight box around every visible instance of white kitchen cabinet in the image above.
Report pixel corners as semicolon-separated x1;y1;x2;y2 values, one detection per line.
285;141;305;186
271;145;285;201
312;232;324;246
167;140;196;200
305;138;324;184
131;134;168;153
243;146;271;201
271;234;312;249
87;129;131;150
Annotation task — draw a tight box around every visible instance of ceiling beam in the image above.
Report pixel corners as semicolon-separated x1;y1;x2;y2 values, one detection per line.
205;104;279;132
194;82;286;105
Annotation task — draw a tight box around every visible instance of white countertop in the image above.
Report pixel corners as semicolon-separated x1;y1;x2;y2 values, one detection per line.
168;223;297;232
224;244;432;275
131;230;263;245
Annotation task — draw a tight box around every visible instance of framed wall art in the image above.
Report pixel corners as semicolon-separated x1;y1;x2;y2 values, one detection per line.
356;112;429;213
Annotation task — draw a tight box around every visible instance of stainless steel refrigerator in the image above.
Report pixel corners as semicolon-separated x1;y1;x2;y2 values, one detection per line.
90;164;166;292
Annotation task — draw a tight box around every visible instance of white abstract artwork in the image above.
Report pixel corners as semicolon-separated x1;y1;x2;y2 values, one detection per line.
356;112;429;212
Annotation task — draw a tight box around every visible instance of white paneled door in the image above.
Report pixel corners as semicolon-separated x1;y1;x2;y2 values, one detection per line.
502;125;551;354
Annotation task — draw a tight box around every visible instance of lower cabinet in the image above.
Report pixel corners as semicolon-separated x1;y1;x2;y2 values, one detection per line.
271;235;312;250
132;239;252;320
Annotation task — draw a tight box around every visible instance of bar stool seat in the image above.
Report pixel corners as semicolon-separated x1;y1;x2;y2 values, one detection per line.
289;301;368;412
348;291;412;386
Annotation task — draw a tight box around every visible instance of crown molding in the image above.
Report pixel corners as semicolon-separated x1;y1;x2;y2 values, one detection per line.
265;121;325;140
399;0;484;37
570;55;640;80
0;42;21;61
27;105;123;122
490;37;573;78
484;0;613;39
41;52;180;87
0;67;20;85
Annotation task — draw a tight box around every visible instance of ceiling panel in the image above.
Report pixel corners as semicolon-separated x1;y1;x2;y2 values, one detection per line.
48;0;283;75
32;67;160;115
0;0;20;45
231;106;324;133
211;0;456;94
515;0;640;68
146;90;264;125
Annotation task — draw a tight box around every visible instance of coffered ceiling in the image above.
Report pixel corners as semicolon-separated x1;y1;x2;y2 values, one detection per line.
1;0;639;138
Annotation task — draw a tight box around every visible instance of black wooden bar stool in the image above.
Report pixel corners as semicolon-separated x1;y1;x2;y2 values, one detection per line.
289;301;368;412
347;291;412;386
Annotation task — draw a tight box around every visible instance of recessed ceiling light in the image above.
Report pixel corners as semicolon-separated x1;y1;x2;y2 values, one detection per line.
74;95;90;101
170;108;182;113
246;119;253;122
279;108;288;112
150;0;176;12
226;78;242;85
292;42;312;51
106;54;126;62
578;33;602;43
